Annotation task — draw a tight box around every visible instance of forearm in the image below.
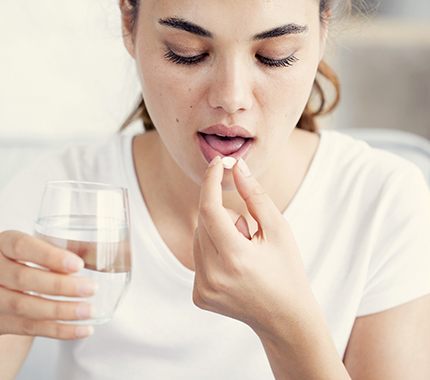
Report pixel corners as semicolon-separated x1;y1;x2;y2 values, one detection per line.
0;335;34;380
254;304;351;380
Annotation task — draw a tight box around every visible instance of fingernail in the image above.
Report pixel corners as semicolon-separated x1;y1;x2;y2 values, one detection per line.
76;303;95;319
237;158;251;176
209;156;221;167
75;326;94;338
77;281;98;297
63;255;84;272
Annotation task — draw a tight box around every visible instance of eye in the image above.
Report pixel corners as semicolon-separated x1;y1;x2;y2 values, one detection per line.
163;49;208;65
255;54;299;68
163;48;299;69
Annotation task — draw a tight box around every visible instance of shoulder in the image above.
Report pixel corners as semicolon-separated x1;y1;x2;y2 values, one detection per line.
319;128;427;193
344;293;430;378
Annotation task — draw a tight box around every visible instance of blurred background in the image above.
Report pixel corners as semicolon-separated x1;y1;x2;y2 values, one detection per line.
0;0;429;142
2;3;428;379
321;0;430;140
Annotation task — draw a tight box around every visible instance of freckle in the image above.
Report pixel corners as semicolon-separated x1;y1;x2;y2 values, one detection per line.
188;88;191;92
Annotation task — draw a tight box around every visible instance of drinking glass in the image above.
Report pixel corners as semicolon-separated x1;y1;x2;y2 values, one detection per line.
33;180;132;325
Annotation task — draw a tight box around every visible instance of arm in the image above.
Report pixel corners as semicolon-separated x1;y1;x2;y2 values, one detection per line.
343;294;430;379
254;301;351;380
0;335;34;380
194;158;352;379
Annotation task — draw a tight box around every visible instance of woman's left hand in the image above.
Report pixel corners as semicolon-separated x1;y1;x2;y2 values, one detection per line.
193;156;318;335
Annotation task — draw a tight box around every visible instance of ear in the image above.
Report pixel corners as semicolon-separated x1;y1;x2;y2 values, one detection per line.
119;0;137;59
319;9;332;62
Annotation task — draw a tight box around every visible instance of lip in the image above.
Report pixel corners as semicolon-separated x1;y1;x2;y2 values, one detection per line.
199;124;255;138
197;132;254;164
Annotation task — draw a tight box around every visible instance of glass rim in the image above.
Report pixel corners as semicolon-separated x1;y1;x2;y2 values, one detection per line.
45;180;128;194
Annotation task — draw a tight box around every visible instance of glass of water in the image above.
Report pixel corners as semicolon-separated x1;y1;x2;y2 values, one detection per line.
33;180;132;325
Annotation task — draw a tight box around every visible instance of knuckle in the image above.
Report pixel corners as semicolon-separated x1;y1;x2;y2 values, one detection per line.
192;288;202;307
0;230;12;246
53;302;64;320
199;203;214;217
15;299;27;316
13;234;30;257
245;186;267;204
54;323;67;339
46;245;63;266
22;319;36;336
8;296;21;314
52;276;66;295
197;280;213;303
206;273;225;293
228;255;245;277
192;287;208;310
13;267;27;289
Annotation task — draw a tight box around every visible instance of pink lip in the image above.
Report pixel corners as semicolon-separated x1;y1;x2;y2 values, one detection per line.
199;124;255;138
197;133;254;164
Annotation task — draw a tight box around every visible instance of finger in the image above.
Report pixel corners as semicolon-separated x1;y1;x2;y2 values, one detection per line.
232;159;284;236
0;315;94;340
0;256;97;297
192;227;204;274
199;157;246;251
0;231;84;273
193;224;219;272
192;226;217;310
0;286;94;321
192;227;209;289
197;215;219;257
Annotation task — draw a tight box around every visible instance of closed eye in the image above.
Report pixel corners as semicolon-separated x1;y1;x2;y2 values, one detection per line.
255;54;299;68
163;49;299;68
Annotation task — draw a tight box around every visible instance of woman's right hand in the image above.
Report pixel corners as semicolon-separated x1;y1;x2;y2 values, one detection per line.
0;230;97;339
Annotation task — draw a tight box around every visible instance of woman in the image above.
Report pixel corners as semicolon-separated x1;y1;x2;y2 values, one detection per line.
1;0;429;379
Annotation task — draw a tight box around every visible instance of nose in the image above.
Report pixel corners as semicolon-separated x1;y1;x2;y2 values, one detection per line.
207;55;253;114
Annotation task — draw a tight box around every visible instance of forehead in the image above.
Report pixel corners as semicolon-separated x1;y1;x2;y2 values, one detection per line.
143;0;319;37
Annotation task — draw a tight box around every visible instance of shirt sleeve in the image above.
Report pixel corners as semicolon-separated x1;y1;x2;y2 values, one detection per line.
356;162;430;316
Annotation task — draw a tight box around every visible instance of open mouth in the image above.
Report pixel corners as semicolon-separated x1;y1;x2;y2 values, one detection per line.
197;132;255;163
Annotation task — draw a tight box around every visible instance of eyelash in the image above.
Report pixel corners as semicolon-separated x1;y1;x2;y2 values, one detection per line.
163;49;299;68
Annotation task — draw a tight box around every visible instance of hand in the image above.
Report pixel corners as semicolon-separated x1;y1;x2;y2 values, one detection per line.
0;231;96;339
192;156;317;335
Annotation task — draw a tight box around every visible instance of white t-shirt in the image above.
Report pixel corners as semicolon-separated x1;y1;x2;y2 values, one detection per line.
1;129;430;380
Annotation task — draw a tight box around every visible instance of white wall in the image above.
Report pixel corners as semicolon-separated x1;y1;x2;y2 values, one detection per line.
0;0;141;140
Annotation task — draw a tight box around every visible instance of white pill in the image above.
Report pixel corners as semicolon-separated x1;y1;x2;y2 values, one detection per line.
222;157;237;170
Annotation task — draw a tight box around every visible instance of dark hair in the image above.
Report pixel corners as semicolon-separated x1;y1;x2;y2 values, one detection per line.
119;0;350;133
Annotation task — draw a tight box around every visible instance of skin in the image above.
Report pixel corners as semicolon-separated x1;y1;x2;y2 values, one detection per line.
120;1;430;379
123;0;326;257
0;1;429;379
121;1;353;379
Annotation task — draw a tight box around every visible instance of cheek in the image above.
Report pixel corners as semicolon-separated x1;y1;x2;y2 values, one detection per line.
262;68;316;122
267;50;319;119
135;44;197;129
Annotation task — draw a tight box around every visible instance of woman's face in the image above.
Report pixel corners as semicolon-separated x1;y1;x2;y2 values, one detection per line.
123;0;327;188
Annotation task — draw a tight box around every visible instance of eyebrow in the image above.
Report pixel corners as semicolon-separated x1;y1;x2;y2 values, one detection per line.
158;17;308;40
